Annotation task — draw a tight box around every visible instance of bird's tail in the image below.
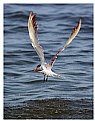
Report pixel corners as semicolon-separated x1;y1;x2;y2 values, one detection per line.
52;72;65;79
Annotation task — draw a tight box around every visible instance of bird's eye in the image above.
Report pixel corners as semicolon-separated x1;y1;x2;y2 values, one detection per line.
37;64;41;68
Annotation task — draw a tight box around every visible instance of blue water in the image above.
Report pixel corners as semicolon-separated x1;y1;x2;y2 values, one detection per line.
4;4;93;107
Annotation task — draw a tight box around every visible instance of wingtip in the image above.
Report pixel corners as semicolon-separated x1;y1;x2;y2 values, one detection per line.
29;11;36;17
28;11;37;33
30;11;33;15
78;18;82;26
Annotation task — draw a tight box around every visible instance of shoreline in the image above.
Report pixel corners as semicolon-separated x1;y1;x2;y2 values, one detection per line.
4;98;93;119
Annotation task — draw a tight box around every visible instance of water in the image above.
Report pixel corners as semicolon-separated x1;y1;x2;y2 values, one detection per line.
4;4;93;119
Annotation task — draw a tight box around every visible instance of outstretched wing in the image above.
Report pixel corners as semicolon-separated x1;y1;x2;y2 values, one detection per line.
47;19;81;69
28;12;46;65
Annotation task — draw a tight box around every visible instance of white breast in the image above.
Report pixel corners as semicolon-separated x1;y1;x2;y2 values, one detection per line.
41;66;58;77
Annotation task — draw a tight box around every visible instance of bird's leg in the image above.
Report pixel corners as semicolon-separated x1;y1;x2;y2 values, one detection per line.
46;76;48;81
44;75;46;81
44;75;48;81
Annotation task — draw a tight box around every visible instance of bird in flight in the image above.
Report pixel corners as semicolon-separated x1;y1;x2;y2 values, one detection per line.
28;11;81;81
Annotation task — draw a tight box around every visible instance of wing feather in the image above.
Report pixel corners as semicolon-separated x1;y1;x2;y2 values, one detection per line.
47;19;81;68
28;12;45;65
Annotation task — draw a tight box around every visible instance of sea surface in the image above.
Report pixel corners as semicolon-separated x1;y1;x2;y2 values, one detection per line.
4;4;93;119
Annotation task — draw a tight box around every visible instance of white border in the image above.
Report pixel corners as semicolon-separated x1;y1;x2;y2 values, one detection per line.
0;0;3;120
1;0;95;121
2;0;95;3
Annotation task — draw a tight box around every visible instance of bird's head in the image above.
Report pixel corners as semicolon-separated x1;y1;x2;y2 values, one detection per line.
34;64;43;72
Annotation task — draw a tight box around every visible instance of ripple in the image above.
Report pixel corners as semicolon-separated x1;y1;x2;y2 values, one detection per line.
4;4;93;108
4;98;93;119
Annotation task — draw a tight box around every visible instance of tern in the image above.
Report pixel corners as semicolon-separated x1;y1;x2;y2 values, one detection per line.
28;12;81;81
